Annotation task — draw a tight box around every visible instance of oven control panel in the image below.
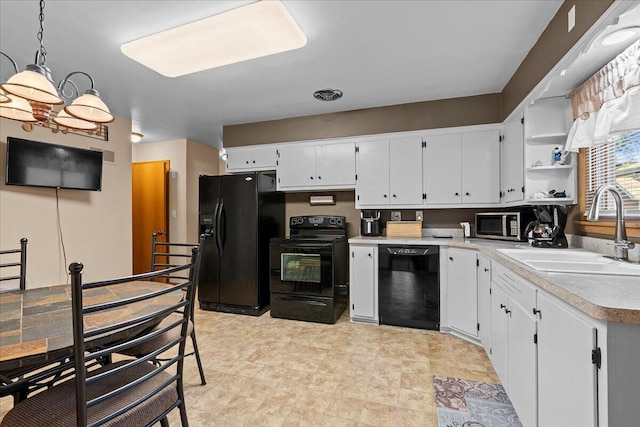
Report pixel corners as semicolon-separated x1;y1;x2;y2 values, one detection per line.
290;215;345;229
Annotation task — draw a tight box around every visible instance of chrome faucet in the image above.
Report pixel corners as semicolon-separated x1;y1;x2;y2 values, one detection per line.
586;184;636;261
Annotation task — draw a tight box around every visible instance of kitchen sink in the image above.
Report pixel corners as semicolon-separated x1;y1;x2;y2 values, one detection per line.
497;248;640;276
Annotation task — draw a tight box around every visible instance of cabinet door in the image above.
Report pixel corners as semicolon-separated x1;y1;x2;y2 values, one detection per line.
356;140;390;206
477;254;491;354
490;283;509;387
446;248;478;337
277;145;316;188
508;299;537;427
461;130;500;204
251;146;277;169
350;246;377;320
226;147;253;170
424;134;462;204
389;136;423;205
502;114;524;202
537;292;598;427
316;142;355;186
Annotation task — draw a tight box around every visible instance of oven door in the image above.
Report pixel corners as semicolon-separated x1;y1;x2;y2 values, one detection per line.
270;242;334;297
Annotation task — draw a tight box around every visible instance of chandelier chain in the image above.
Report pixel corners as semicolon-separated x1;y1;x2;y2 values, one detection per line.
36;0;47;65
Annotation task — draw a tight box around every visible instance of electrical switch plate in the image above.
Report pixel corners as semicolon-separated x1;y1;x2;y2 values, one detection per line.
171;209;177;218
568;5;575;32
170;170;177;179
416;211;423;221
391;211;401;221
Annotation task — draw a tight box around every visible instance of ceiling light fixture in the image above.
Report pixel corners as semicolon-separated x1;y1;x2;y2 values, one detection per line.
313;89;343;102
0;0;114;135
121;0;307;77
131;132;144;143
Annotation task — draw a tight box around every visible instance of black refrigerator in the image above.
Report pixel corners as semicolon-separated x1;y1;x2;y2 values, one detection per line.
198;173;285;315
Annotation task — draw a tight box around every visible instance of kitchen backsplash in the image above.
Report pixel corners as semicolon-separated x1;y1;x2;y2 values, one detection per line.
567;234;640;263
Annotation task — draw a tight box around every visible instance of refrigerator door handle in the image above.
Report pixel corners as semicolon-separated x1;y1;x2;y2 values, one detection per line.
216;199;224;256
220;200;226;253
214;200;222;255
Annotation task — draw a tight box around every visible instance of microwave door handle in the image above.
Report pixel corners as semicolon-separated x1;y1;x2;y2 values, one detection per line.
502;215;508;237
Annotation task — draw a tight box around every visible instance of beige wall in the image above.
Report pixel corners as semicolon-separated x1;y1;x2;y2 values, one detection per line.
284;192;359;238
0;116;133;288
132;139;219;244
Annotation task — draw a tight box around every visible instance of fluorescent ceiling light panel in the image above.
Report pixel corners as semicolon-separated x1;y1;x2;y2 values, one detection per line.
121;0;306;77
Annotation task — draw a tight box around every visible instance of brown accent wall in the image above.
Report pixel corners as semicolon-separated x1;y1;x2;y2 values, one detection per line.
501;0;614;120
224;94;501;147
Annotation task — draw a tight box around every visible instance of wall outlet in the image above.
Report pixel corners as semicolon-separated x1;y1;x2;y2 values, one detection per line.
391;211;401;221
416;211;423;222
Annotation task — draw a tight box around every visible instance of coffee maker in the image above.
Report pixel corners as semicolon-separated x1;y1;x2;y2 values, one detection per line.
360;210;382;236
525;205;568;248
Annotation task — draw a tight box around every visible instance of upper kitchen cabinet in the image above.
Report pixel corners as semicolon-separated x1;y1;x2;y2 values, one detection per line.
523;97;576;204
424;130;500;206
355;136;423;208
501;112;525;203
276;141;355;191
226;145;278;172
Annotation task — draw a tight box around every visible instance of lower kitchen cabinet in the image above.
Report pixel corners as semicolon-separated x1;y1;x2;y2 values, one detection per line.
446;248;478;337
537;291;598;427
349;245;378;323
490;262;537;427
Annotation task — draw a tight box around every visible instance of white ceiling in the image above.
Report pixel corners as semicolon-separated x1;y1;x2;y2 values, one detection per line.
0;0;625;148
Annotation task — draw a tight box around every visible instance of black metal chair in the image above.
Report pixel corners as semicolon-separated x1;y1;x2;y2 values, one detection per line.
0;238;27;292
0;245;202;427
119;233;207;386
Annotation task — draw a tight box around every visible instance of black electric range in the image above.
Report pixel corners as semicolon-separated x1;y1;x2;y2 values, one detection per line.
269;215;348;324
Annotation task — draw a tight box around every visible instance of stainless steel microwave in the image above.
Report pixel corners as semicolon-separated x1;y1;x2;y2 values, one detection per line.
475;212;535;241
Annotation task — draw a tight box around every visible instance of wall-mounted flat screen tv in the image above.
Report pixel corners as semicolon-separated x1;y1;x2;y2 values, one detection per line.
5;137;103;191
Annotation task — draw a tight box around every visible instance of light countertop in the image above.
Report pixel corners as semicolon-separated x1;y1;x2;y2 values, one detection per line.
348;236;640;325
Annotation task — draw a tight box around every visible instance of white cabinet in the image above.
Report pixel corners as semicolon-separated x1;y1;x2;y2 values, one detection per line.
424;130;500;205
226;145;278;172
537;291;598;427
523;97;576;204
446;248;478;337
490;262;537;427
477;253;492;354
349;245;378;323
502;112;525;203
277;142;355;190
355;137;423;207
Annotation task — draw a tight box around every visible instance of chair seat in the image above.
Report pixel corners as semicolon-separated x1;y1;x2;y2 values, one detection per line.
120;314;194;357
0;361;178;427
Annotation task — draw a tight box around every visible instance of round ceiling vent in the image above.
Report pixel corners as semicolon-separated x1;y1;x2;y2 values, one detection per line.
313;89;343;101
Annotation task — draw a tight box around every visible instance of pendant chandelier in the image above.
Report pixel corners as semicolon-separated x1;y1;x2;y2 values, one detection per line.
0;0;114;133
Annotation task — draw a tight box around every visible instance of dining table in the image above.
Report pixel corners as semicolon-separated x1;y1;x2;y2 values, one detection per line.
0;280;178;374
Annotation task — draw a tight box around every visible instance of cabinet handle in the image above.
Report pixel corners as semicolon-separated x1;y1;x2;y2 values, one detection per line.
505;308;512;315
500;304;506;309
455;192;459;196
484;268;489;272
533;308;541;316
252;160;256;164
368;253;372;257
465;192;470;196
318;176;322;180
449;257;453;261
392;194;397;198
246;161;249;164
310;176;314;180
383;194;388;198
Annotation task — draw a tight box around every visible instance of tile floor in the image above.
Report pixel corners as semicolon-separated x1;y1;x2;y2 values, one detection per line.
0;308;499;426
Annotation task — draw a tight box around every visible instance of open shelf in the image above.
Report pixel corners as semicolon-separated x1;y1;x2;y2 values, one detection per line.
525;133;568;143
526;197;574;204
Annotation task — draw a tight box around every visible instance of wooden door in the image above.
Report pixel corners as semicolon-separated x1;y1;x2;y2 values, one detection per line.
132;160;169;274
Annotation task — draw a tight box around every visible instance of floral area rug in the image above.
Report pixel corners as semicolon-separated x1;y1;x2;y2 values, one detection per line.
433;376;522;427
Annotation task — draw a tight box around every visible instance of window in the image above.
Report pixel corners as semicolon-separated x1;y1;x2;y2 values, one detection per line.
585;130;640;217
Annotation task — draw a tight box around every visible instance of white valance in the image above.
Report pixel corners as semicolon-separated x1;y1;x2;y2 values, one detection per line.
565;40;640;152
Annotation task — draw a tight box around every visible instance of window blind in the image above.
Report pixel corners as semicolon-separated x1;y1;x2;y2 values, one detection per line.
585;130;640;217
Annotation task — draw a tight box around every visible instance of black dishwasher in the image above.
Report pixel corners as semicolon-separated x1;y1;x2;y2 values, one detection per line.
378;245;440;330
